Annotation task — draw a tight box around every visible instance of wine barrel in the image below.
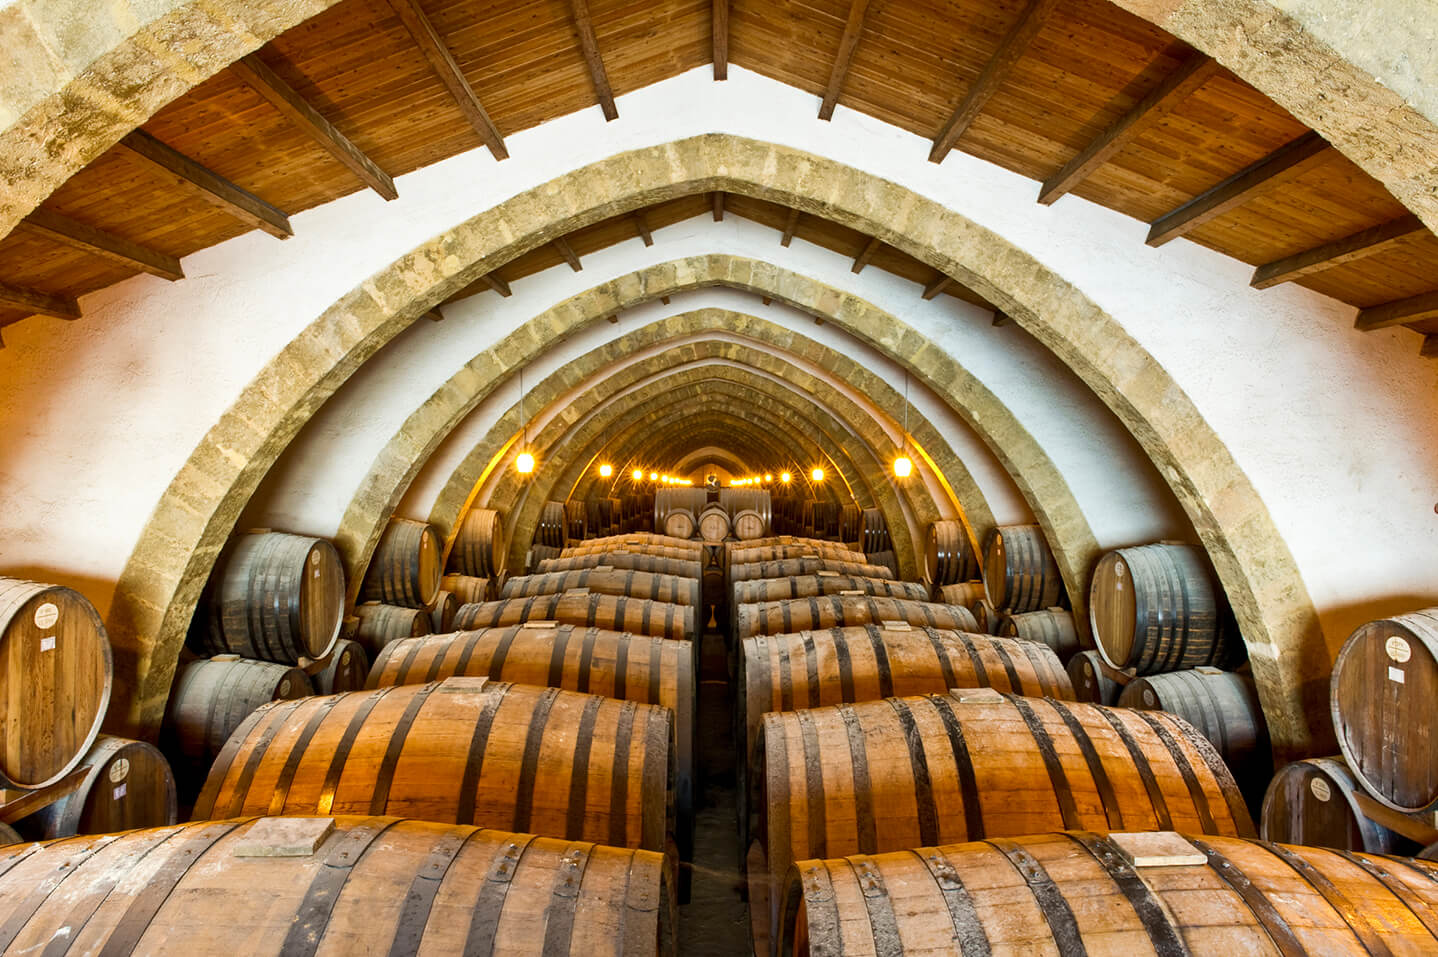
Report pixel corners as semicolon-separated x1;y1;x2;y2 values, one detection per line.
0;577;112;789
353;602;430;656
539;552;703;578
654;488;708;530
1090;543;1239;673
454;593;694;642
25;735;177;839
1067;649;1123;705
662;508;696;540
566;533;702;554
1332;608;1438;814
749;690;1254;956
838;504;862;543
1119;667;1269;773
731;574;928;605
528;543;563;571
859;508;889;555
440;573;493;604
562;542;700;562
450;507;508;577
164;656;311;767
734;595;978;641
359;517;441;609
199;532;344;663
729;543;867;566
728;557;894;586
924;520;973;586
429;590;461;632
970;597;999;634
1000;607;1080;662
983;523;1063;613
779;832;1438;957
935;580;986;606
536;501;567;549
0;824;18;846
1261;756;1409;854
0;817;675;957
698;505;730;542
502;568;700;607
732;509;766;541
194;678;675;857
312;638;369;694
719;488;772;531
563;500;588;542
864;549;898;577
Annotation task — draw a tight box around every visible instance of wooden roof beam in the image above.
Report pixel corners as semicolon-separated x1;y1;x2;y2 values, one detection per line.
568;0;618;121
922;275;951;300
1039;52;1218;206
231;54;398;201
712;192;725;221
387;0;508;160
818;0;874;121
851;236;881;273
117;131;293;239
1146;132;1330;247
554;237;583;271
780;208;801;247
423;308;444;322
929;0;1060;163
483;274;511;297
712;0;729;80
0;282;81;320
634;213;654;246
17;208;183;281
1355;290;1438;332
1421;336;1438;360
1251;214;1427;289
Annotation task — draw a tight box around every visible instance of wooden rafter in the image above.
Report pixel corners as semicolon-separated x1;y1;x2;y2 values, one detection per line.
0;282;81;320
1039;52;1218;205
851;236;881;273
231;54;398;201
554;237;583;271
712;192;725;221
568;0;618;121
1251;214;1427;289
929;0;1061;163
780;208;801;247
1146;132;1330;247
17;208;183;281
387;0;508;159
117;131;293;239
634;213;654;246
712;0;729;80
424;308;444;322
1355;290;1438;332
818;0;874;121
483;274;512;297
922;275;951;300
992;311;1009;326
1421;337;1438;360
660;296;671;305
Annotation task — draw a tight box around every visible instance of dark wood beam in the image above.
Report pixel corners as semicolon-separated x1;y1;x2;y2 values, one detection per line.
1146;131;1330;247
553;238;582;271
712;0;729;80
712;192;725;222
929;0;1060;163
818;0;873;121
17;208;183;281
1421;336;1438;360
117;131;293;239
424;308;445;322
606;314;620;324
387;0;508;159
1355;290;1438;331
851;236;881;273
780;208;801;247
992;311;1009;326
660;296;671;305
1251;214;1427;289
568;0;618;121
922;275;951;300
762;297;772;306
634;213;654;246
0;282;81;320
1039;52;1218;205
483;274;511;297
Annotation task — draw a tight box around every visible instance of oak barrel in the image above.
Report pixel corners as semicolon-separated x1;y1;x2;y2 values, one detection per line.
564;533;703;555
429;589;460;632
698;505;731;542
1067;649;1123;705
452;507;508;575
969;597;999;634
1261;756;1409;854
528;543;563;571
0;817;676;957
924;519;973;586
440;573;493;605
732;509;766;541
731;574;928;605
662;508;696;540
1000;606;1080;662
353;602;430;656
563;500;587;542
0;577;112;789
859;508;890;555
983;523;1062;613
728;543;867;566
502;567;700;607
199;532;344;663
454;592;694;642
728;557;894;587
654;488;708;531
194;678;675;856
164;656;311;767
734;595;978;641
780;833;1438;957
25;734;177;839
562;542;698;562
536;501;567;549
935;580;986;606
0;825;17;847
1090;543;1239;673
311;638;369;695
1119;668;1269;774
1331;608;1438;813
539;552;703;578
359;517;441;609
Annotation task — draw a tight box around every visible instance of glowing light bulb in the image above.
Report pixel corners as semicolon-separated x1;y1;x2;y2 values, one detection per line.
893;455;912;478
764;474;772;482
516;452;535;474
780;472;792;484
599;463;612;478
632;468;643;481
811;467;824;482
650;472;658;481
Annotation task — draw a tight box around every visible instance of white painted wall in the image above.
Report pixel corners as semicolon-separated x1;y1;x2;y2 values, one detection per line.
0;67;1432;655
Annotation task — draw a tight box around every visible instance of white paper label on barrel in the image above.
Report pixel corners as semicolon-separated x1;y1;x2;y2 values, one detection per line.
311;551;320;566
1386;636;1412;663
110;758;130;783
34;602;59;629
1310;778;1331;802
39;636;55;652
1388;666;1405;684
339;651;350;667
113;783;127;801
1143;688;1155;707
1114;562;1125;579
280;679;292;696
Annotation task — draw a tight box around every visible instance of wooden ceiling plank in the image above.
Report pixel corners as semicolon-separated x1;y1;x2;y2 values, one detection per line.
780;208;801;247
0;282;81;320
922;275;951;299
387;0;508;159
554;237;583;271
17;208;184;281
713;191;725;221
1251;213;1427;289
818;0;874;121
484;274;512;297
713;0;729;80
117;131;293;239
634;213;654;246
231;54;398;201
928;0;1062;163
1038;52;1219;206
1146;131;1331;247
851;235;881;273
568;0;619;121
1355;290;1438;331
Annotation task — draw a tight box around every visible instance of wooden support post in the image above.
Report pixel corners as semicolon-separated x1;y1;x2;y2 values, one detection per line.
712;192;725;221
818;0;873;120
992;311;1009;327
780;208;801;247
1251;214;1426;289
1355;290;1438;331
569;0;618;120
553;237;583;271
922;275;951;300
423;308;444;322
483;274;512;297
634;213;654;246
712;0;729;80
851;235;881;273
17;208;184;281
0;282;82;320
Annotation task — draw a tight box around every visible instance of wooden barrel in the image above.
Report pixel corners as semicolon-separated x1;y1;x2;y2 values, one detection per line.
200;532;344;663
564;499;588;542
565;533;703;554
860;507;889;555
528;543;563;570
454;593;694;642
536;501;567;549
1000;607;1080;662
0;824;19;846
430;590;461;632
749;690;1254;956
1118;667;1269;774
729;543;867;566
779;832;1438;957
1261;756;1409;854
440;573;493;604
732;509;766;541
451;507;508;577
562;542;700;562
1090;543;1239;673
0;577;112;789
935;580;986;606
0;817;676;957
838;504;861;543
719;488;772;531
654;488;708;530
25;735;177;839
734;595;978;641
539;552;703;578
924;519;973;586
1332;608;1438;813
983;523;1062;613
502;568;700;607
731;574;929;605
312;638;369;694
164;656;311;767
194;678;675;857
728;557;894;586
970;597;999;634
661;508;696;540
353;602;430;656
698;505;730;542
1067;649;1123;705
359;517;441;609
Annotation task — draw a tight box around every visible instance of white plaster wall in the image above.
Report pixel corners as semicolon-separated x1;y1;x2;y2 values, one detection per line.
0;67;1431;649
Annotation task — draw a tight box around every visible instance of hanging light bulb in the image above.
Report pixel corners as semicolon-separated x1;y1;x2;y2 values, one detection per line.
599;463;613;478
893;455;912;478
650;472;658;481
515;367;535;476
894;371;913;479
780;472;792;484
764;474;773;483
516;451;535;474
811;467;824;482
632;468;643;481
